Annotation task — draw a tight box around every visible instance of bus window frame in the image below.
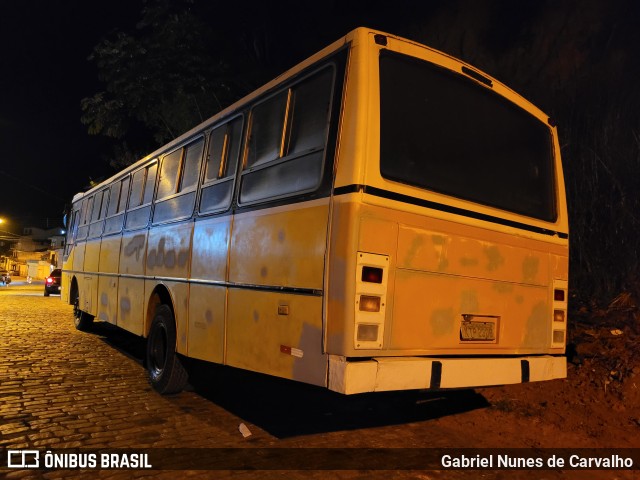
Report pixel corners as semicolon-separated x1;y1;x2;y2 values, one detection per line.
124;160;158;231
153;135;206;225
103;175;131;236
63;207;81;258
76;195;94;241
87;188;110;239
237;64;337;207
198;115;245;216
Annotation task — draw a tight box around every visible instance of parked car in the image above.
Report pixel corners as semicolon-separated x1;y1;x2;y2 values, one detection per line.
44;269;62;296
0;269;10;286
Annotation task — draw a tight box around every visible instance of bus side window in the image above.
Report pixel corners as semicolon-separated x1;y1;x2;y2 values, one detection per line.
76;196;94;241
125;162;157;230
239;66;334;205
88;189;109;238
200;117;243;214
63;208;80;257
154;138;204;223
104;176;130;235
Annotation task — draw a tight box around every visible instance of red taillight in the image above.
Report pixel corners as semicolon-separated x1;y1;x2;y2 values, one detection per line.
361;266;383;284
46;277;54;284
554;289;565;302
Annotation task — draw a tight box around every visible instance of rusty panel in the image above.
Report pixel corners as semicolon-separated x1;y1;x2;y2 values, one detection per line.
226;289;327;387
117;277;145;336
358;216;398;255
82;240;102;316
396;224;550;286
390;269;550;352
191;217;231;282
71;242;86;272
146;223;193;279
84;239;101;272
98;235;122;274
95;236;121;324
229;200;329;289
188;284;225;363
325;199;360;356
96;275;118;325
119;231;147;276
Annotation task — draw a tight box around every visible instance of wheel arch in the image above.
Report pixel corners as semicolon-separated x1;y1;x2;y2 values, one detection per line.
145;283;175;338
68;276;79;306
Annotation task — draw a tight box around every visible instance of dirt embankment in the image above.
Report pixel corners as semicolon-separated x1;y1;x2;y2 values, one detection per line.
476;292;640;449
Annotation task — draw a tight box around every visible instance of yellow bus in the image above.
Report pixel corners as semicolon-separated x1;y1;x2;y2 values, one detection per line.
63;27;568;395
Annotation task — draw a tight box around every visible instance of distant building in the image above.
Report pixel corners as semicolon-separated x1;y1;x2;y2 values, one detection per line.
3;226;66;277
0;230;20;272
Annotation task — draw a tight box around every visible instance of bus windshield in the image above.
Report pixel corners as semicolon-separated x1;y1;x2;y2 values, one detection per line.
379;50;556;222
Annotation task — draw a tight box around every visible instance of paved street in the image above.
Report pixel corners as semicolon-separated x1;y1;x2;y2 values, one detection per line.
1;283;472;479
0;285;266;478
3;283;628;480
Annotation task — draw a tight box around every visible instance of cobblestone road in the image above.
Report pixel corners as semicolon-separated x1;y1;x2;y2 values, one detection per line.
1;284;468;479
3;284;621;480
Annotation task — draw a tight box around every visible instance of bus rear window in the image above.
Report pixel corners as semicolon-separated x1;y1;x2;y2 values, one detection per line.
379;51;556;222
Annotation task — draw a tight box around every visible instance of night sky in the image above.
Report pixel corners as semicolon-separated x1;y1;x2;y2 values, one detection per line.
0;1;142;231
0;0;637;242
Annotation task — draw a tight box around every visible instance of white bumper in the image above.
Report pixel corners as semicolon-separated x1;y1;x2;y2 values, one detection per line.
328;355;566;395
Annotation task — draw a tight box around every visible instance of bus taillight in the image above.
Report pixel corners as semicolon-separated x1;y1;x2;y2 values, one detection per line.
551;280;568;348
355;252;389;350
361;266;383;284
359;295;381;312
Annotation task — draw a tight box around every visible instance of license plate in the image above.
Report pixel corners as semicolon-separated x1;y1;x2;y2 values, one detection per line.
460;319;496;341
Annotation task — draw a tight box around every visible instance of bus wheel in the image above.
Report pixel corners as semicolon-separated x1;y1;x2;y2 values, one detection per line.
73;292;94;331
146;304;188;394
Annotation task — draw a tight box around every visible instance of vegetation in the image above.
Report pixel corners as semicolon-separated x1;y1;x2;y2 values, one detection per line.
81;0;640;309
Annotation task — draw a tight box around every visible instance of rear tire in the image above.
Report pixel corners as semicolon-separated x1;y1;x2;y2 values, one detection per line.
146;304;188;394
73;291;94;331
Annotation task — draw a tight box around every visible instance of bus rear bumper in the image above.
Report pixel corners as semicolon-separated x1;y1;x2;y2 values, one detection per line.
328;354;566;395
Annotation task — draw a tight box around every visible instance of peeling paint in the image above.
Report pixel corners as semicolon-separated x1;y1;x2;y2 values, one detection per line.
432;235;449;272
522;256;540;283
484;245;504;271
123;235;145;261
460;257;478;267
431;234;446;245
120;297;131;317
164;249;176;268
404;236;423;265
178;251;189;267
524;301;548;348
430;308;455;336
460;290;479;314
493;283;513;294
